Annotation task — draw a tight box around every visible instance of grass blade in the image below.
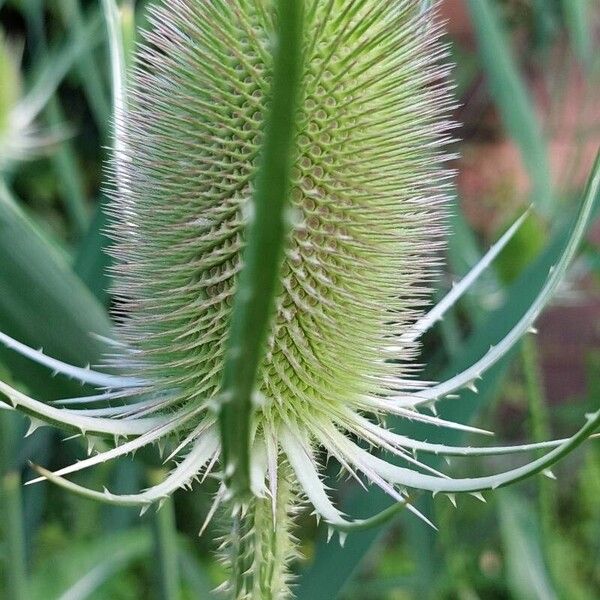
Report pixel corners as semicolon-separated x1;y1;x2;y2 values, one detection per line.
17;12;103;129
498;490;559;600
467;0;553;215
178;544;218;598
28;528;152;600
561;0;592;67
0;181;110;398
150;477;181;600
57;0;111;133
46;98;90;237
1;471;28;600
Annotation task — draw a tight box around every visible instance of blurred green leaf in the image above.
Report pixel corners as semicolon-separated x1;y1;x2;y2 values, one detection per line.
29;528;152;600
178;542;219;599
467;0;553;215
0;181;110;398
498;490;558;600
151;489;181;600
1;470;28;600
561;0;592;67
46;98;90;237
56;0;111;131
74;200;112;305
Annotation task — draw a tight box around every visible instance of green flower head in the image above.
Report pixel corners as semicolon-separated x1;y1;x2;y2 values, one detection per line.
1;0;598;597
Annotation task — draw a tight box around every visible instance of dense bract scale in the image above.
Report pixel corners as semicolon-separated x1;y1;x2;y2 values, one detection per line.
109;0;452;426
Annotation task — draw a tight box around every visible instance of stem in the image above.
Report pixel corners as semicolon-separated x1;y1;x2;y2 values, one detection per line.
150;472;181;600
2;471;28;600
521;338;554;545
219;0;304;498
227;463;297;600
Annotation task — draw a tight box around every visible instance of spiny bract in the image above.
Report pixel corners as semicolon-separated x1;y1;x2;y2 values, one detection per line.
0;1;598;598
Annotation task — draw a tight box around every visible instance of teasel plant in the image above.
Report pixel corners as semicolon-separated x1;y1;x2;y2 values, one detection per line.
0;0;598;598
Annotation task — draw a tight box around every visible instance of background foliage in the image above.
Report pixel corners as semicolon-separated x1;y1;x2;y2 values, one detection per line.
0;0;598;598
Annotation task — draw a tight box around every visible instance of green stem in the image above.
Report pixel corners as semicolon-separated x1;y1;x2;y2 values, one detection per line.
521;337;554;542
227;463;297;600
150;472;181;600
1;471;28;600
219;0;304;498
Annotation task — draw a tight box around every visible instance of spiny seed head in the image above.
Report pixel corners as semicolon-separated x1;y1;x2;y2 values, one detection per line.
108;0;453;426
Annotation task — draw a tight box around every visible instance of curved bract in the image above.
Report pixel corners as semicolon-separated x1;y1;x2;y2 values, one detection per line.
0;1;598;598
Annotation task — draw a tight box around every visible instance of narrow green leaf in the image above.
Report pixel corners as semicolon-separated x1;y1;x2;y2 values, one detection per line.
0;181;110;398
178;542;219;599
101;0;128;124
56;0;111;132
498;490;558;600
150;474;181;600
467;0;553;215
1;471;28;600
561;0;592;67
28;528;152;600
72;0;136;303
46;98;90;237
18;11;103;129
219;0;304;497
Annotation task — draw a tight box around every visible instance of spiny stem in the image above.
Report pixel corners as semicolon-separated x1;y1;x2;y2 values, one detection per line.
227;463;297;600
219;0;304;498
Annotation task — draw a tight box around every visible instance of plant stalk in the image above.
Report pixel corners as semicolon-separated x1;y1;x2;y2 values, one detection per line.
227;462;297;600
219;0;304;498
150;479;181;600
521;337;554;549
1;470;28;600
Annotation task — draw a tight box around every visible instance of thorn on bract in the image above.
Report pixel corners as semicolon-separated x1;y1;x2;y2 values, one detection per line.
470;492;486;503
327;526;334;543
25;417;45;437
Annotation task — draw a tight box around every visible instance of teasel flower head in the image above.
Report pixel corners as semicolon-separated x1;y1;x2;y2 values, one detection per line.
1;1;599;598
